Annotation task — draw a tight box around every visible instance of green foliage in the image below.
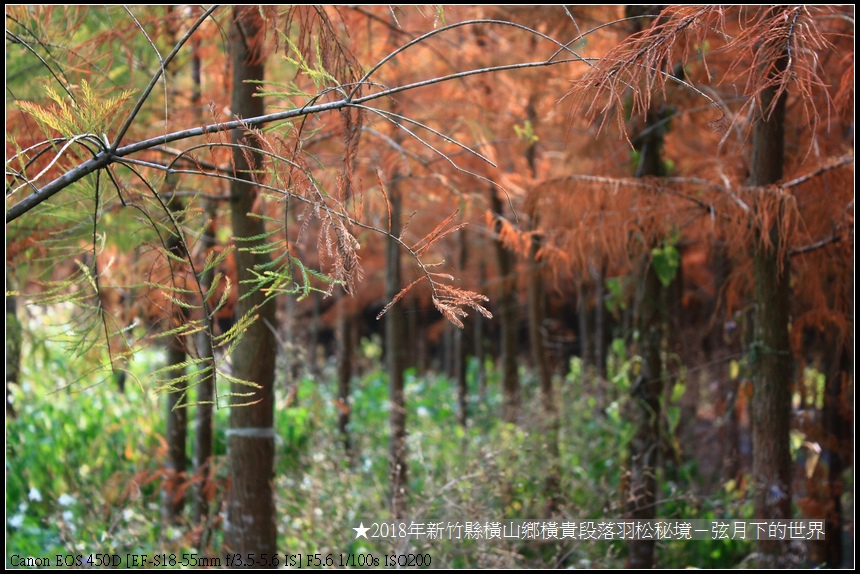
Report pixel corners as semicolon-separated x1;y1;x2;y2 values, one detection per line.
8;329;762;568
604;276;629;318
651;233;681;287
6;336;168;561
796;366;825;410
16;80;134;139
513;120;539;145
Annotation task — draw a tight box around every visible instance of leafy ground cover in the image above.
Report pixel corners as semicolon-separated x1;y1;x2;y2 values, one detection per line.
8;330;759;568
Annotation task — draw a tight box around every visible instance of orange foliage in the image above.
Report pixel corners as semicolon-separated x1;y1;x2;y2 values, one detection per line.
5;5;853;360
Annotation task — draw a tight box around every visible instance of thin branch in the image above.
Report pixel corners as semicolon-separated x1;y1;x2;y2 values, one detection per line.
111;5;219;151
7;54;581;223
350;104;504;200
5;29;77;103
789;232;846;256
122;6;169;128
348;18;590;101
782;155;854;188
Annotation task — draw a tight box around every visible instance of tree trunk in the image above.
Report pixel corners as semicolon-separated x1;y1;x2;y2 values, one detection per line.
592;260;608;379
309;292;322;378
225;6;278;557
163;342;187;524
188;24;216;541
528;224;560;511
386;176;408;518
578;278;593;375
455;228;469;427
159;8;189;527
490;188;521;424
627;261;663;569
337;297;353;462
161;184;188;526
749;49;792;569
626;59;667;565
475;259;488;401
193;272;216;543
809;329;850;567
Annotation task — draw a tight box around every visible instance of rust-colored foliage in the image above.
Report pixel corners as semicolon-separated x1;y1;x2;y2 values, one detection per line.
6;4;852;378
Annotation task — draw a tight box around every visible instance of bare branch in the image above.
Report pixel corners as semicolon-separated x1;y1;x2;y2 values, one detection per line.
782;155;854;188
790;232;846;257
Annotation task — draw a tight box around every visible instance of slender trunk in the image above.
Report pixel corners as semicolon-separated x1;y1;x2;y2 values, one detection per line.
524;99;555;448
592;261;607;379
627;261;663;569
749;48;792;569
475;259;488;401
490;188;520;424
403;297;415;372
662;253;683;480
161;180;187;525
825;341;850;567
159;7;189;527
193;199;217;541
455;229;469;427
190;23;216;539
443;320;454;377
226;7;278;556
163;342;187;524
626;65;667;565
809;331;849;567
528;225;560;510
578;279;593;375
309;292;322;379
528;239;555;413
387;177;408;518
709;243;741;482
337;297;353;462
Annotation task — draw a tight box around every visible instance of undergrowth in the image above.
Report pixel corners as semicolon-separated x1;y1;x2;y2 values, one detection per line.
7;329;760;568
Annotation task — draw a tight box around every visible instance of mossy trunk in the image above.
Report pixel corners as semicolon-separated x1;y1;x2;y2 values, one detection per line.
626;54;667;564
627;262;663;569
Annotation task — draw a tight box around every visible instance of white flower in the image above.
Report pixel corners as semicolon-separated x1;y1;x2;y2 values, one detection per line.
417;406;430;418
58;494;76;507
62;510;74;521
28;487;42;502
9;514;24;528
